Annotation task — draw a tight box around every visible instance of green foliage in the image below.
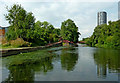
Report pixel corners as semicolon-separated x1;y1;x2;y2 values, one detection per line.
33;21;60;46
61;19;80;43
5;26;17;40
5;4;35;41
5;4;79;47
2;49;56;81
1;38;31;48
2;49;55;66
85;20;120;49
10;38;31;47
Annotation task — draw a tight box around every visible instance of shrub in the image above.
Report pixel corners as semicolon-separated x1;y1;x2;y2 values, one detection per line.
1;37;8;44
23;42;32;47
1;37;10;47
10;38;31;47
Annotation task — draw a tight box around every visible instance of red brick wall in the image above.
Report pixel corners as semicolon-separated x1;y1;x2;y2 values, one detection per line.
0;29;5;36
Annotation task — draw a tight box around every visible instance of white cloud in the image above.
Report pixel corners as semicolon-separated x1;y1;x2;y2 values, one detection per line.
2;0;120;2
0;1;118;40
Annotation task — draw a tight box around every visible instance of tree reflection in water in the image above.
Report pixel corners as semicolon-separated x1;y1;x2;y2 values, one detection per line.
60;47;78;71
3;56;53;82
93;48;120;78
3;47;120;82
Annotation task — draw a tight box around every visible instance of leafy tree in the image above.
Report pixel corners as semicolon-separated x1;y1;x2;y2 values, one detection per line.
5;4;35;41
53;28;60;36
33;21;60;45
52;28;61;42
85;20;120;49
5;4;80;47
61;19;80;43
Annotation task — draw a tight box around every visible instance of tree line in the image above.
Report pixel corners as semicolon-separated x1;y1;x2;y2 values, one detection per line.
84;20;120;49
4;4;80;47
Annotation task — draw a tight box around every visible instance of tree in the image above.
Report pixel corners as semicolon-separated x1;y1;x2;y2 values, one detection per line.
85;20;120;48
33;21;60;45
60;19;80;43
5;4;35;41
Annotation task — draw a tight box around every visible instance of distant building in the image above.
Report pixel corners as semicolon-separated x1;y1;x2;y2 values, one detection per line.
0;26;8;38
97;11;107;25
118;1;120;20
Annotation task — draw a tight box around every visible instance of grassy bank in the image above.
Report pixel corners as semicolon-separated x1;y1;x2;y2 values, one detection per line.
2;49;56;66
0;45;19;49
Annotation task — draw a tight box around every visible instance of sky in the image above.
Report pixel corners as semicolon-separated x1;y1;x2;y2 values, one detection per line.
0;0;119;40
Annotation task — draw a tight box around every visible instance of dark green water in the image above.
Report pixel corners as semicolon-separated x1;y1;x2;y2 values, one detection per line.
1;44;120;81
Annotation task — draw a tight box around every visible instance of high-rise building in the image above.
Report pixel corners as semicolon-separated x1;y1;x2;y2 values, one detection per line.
118;1;120;20
97;11;107;25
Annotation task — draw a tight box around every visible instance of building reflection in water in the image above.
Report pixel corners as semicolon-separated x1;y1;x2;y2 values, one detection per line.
2;46;120;81
97;64;107;78
93;48;120;79
119;73;120;83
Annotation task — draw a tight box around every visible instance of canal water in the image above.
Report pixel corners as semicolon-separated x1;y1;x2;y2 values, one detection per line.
1;44;120;82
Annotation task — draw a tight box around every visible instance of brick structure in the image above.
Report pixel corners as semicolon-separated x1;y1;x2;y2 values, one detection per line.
0;26;8;44
0;28;5;36
0;26;8;37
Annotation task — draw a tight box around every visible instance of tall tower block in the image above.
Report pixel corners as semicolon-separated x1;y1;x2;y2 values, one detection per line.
118;1;120;20
97;11;107;25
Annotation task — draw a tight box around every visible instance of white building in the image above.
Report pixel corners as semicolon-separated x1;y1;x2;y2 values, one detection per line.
97;11;107;25
118;1;120;20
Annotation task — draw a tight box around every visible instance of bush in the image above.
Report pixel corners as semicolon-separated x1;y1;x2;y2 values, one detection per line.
23;42;32;47
10;38;31;47
1;37;8;44
1;37;10;47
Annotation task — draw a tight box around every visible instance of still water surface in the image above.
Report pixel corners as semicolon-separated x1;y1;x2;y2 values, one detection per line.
1;44;120;81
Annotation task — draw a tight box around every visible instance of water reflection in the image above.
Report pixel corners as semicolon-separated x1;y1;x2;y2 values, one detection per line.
4;65;34;82
93;48;120;78
2;46;120;81
60;48;78;71
3;56;53;82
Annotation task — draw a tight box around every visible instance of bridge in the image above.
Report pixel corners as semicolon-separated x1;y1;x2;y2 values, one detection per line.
45;41;62;47
78;41;86;44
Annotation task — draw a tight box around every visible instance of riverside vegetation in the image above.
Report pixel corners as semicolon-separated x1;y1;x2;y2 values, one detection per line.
2;4;80;48
1;4;120;49
1;3;120;82
2;49;56;66
83;20;120;49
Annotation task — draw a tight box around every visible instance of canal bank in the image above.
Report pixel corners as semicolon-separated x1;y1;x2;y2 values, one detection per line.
1;45;120;82
0;41;62;57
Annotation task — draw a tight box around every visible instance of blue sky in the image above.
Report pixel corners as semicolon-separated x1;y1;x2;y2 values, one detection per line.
0;0;119;40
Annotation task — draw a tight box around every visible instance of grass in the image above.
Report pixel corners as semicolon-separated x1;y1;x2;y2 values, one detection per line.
0;44;19;49
0;43;45;49
1;45;19;49
0;44;40;49
0;44;1;48
2;49;56;66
